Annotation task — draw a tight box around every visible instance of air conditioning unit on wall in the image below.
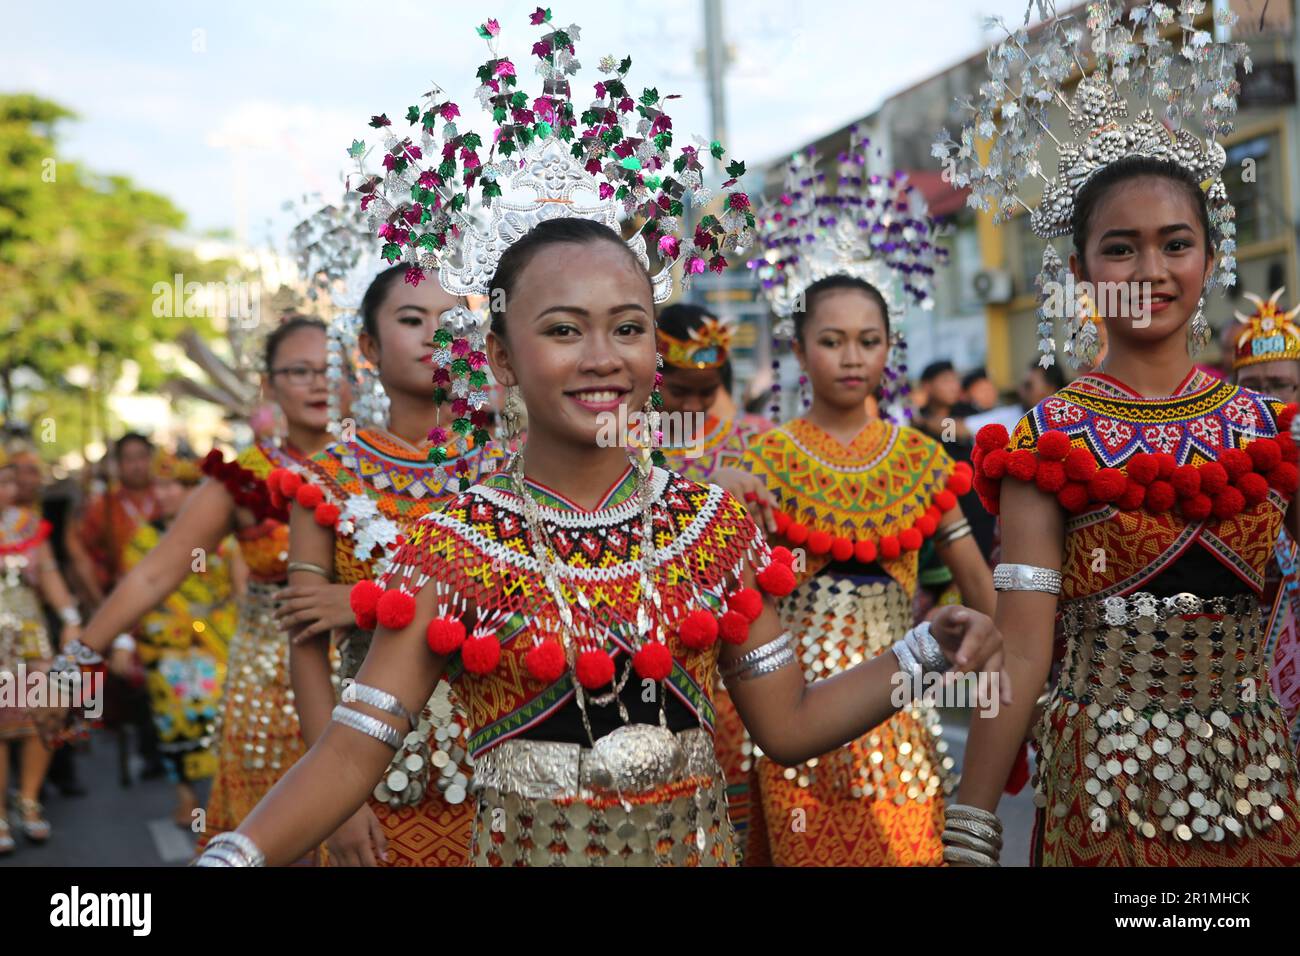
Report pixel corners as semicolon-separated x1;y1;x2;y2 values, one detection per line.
972;269;1013;304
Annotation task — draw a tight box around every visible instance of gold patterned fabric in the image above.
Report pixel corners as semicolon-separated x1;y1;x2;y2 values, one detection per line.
1034;592;1300;861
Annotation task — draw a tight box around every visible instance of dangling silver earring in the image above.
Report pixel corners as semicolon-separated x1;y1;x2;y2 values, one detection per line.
1188;296;1210;356
499;385;524;444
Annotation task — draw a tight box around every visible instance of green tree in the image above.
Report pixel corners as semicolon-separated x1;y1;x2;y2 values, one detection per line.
0;93;232;453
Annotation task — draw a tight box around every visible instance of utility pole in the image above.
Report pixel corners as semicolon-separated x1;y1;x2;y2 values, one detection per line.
702;0;729;176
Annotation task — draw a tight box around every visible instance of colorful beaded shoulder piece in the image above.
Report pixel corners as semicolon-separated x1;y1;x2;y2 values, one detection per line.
200;442;308;524
745;418;970;564
0;506;52;556
347;468;798;756
973;372;1298;522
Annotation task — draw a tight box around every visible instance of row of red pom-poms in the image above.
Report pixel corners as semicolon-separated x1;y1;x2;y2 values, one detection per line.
768;462;974;563
201;450;284;523
341;548;800;690
971;410;1300;519
265;468;349;530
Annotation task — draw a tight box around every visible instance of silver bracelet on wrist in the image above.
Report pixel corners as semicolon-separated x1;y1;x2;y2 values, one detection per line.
932;518;972;548
341;681;414;727
194;832;266;867
942;844;1000;867
58;606;83;627
111;634;136;653
720;633;796;682
331;704;403;749
993;563;1062;595
903;621;951;674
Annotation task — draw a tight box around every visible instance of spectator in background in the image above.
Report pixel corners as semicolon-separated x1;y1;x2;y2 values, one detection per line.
966;361;1066;435
961;367;999;411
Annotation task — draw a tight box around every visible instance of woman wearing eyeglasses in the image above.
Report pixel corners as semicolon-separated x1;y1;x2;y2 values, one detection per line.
77;315;335;859
272;266;505;866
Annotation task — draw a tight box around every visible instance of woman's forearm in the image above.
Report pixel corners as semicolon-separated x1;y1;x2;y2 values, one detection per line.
290;638;337;747
238;722;396;866
943;535;996;617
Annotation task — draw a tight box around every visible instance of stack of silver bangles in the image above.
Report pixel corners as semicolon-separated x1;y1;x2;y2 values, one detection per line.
330;682;413;750
720;632;796;682
992;563;1062;595
194;832;266;867
931;518;972;548
890;621;951;683
942;804;1003;866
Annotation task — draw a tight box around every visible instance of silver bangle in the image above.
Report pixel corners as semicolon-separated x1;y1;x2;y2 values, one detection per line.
331;704;403;749
933;519;972;548
903;621;950;674
341;681;414;727
942;829;1000;855
720;633;795;682
992;563;1062;595
64;638;103;666
111;634;136;653
59;606;83;627
195;832;266;867
942;844;1000;867
891;639;922;689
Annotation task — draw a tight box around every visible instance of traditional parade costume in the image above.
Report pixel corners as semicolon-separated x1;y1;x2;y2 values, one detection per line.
742;129;961;865
940;0;1300;865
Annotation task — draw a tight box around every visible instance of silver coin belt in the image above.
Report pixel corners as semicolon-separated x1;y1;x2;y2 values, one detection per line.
340;630;471;808
1034;591;1300;844
469;728;736;866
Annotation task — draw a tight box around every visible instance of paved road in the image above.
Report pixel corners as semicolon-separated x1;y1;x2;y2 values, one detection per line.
2;730;201;868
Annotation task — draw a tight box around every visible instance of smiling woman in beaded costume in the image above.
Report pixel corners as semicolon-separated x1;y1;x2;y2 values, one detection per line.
73;314;334;858
738;131;998;866
935;0;1300;866
197;10;1004;869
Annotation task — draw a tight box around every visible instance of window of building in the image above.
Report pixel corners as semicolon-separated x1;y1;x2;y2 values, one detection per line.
1225;133;1285;247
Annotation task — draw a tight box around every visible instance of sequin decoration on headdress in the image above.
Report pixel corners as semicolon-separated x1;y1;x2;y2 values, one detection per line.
750;125;947;421
657;315;734;370
1233;288;1300;371
350;9;755;466
933;1;1250;368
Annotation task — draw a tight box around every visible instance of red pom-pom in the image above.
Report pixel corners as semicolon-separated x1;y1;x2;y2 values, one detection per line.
719;610;751;645
807;530;832;555
277;470;303;498
1145;480;1176;512
785;522;809;546
1006;448;1039;483
757;562;797;597
916;514;938;537
425;617;466;655
1035;460;1067;493
678;609;719;649
462;635;502;674
633;641;673;681
1269;462;1300;496
1154;453;1179;480
295;483;324;509
313;502;340;527
728;587;764;623
981;449;1008;479
575;649;615;688
1247;438;1282;473
899;528;923;551
1117;480;1146;511
947;466;973;496
773;510;791;533
1058;483;1091;513
1059;447;1096;483
854;539;878;563
1237;471;1270;505
974;475;1001;515
879;535;901;560
1182;493;1213;522
376;589;416;630
1277;434;1299;464
1037;430;1071;462
1170;465;1201;499
830;536;854;562
1211;487;1246;520
1279;403;1298;432
356;610;377;631
525;640;567;682
975;424;1009;452
1198;462;1229;495
349;580;383;618
1220;449;1251;481
1124;452;1157;485
934;490;958;513
1089;468;1127;502
769;546;794;567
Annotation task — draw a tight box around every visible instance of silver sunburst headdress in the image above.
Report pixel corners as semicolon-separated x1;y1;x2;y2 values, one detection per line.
932;0;1249;368
751;125;948;420
351;9;755;467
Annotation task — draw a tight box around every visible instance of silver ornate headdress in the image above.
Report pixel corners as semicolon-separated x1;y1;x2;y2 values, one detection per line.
751;125;948;419
933;0;1250;368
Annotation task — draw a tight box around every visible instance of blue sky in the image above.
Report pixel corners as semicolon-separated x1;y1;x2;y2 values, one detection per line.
3;0;1033;248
